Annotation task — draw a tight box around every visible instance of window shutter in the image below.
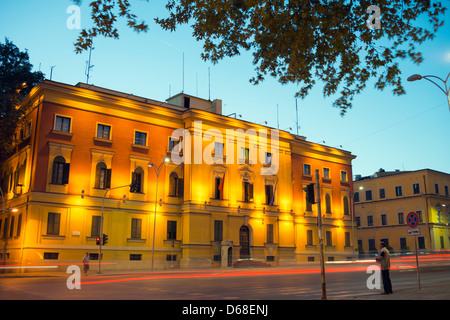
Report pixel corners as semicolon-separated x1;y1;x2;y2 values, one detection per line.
105;169;112;189
62;163;70;184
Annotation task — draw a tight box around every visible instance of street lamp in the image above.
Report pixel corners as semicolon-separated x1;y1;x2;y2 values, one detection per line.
149;157;170;272
407;72;450;111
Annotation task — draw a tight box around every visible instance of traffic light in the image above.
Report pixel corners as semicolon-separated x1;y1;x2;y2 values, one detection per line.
102;234;108;245
96;236;101;245
304;183;316;204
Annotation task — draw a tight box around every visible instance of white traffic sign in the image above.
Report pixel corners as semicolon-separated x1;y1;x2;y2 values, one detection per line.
408;229;420;236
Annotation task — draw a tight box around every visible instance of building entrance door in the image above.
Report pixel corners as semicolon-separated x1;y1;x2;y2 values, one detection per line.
239;226;250;259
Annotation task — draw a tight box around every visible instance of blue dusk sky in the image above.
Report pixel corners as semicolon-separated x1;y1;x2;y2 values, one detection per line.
1;1;449;178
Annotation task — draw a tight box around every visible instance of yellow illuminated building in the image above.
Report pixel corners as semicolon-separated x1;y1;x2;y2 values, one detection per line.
0;80;356;271
354;169;450;255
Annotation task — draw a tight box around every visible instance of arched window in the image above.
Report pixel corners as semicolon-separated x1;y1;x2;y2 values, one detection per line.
131;167;144;193
169;172;178;197
95;162;111;189
51;156;70;185
343;196;349;215
325;193;331;213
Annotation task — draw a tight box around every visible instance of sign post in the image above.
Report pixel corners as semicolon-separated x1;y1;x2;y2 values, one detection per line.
407;211;421;289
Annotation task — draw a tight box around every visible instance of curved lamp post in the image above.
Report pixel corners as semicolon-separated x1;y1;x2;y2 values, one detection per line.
407;72;450;112
149;157;170;272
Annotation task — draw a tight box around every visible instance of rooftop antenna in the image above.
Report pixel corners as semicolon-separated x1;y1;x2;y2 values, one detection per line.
208;67;211;100
182;52;185;93
277;104;279;129
85;41;94;84
295;98;299;135
50;65;56;80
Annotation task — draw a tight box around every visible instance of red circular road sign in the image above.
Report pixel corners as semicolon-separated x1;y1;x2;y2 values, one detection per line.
407;211;419;228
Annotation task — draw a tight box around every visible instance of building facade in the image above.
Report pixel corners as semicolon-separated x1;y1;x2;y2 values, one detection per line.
354;169;450;256
0;80;356;271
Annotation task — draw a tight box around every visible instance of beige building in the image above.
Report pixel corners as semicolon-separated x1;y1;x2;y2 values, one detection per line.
354;169;450;255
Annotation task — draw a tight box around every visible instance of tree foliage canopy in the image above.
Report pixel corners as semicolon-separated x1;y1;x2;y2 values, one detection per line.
73;0;446;115
0;38;45;159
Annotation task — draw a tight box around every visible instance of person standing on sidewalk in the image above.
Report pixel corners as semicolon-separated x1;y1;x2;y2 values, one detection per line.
82;252;90;276
376;242;393;294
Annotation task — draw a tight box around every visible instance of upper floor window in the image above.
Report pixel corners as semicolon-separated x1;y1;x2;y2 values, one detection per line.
169;172;183;198
95;162;111;189
169;137;180;151
343;196;349;215
242;180;253;203
51;156;70;185
435;183;439;194
303;164;311;176
413;183;421;194
131;167;144;193
97;124;111;140
340;171;348;182
134;131;147;146
54;115;71;133
379;188;386;199
365;190;372;201
215;142;224;156
395;186;403;197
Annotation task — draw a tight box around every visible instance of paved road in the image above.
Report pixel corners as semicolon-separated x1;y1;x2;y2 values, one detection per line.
1;262;450;300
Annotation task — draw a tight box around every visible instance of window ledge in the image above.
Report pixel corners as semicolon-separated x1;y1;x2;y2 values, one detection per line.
51;130;73;137
42;234;65;240
94;137;113;144
132;144;149;150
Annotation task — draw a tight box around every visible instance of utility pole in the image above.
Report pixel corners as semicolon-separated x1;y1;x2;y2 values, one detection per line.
315;169;327;300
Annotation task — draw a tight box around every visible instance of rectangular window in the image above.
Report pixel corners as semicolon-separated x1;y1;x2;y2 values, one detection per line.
265;184;274;205
326;231;332;246
398;212;405;224
379;188;385;199
134;131;147;146
169;137;180;151
130;254;142;261
356;217;361;227
44;252;59;260
264;152;272;165
214;220;223;242
354;192;360;202
303;164;311;176
91;216;101;237
368;239;376;251
306;230;313;245
365;190;372;201
266;224;274;244
9;216;14;238
240;147;249;161
167;220;177;240
400;237;407;250
54;115;71;133
341;171;348;182
345;232;351;247
166;255;177;261
215;142;224;156
435;183;439;194
131;218;142;239
16;214;22;237
242;181;254;203
323;167;330;179
214;177;222;199
418;236;426;249
395;186;403;197
97;124;111;140
413;183;421;194
445;185;449;196
47;212;61;235
381;214;387;226
367;215;374;226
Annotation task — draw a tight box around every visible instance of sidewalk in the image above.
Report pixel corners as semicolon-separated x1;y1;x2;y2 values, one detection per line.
350;283;450;300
